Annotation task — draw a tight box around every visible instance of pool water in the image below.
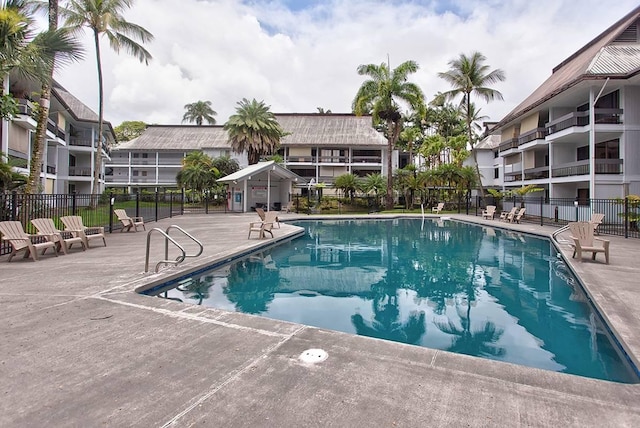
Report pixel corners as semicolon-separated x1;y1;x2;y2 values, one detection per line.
150;218;637;383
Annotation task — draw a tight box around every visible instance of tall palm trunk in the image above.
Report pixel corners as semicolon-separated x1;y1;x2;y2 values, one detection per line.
466;94;485;198
90;27;104;203
385;119;402;210
25;0;58;194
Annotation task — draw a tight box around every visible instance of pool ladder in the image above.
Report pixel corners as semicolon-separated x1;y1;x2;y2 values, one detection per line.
145;225;203;273
551;225;570;246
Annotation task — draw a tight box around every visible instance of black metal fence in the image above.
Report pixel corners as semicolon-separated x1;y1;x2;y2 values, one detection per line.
476;196;640;239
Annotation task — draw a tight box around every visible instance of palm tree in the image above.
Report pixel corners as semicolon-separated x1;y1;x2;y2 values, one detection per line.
25;0;84;194
0;152;26;191
334;173;359;202
176;151;218;197
60;0;154;197
353;59;424;209
438;52;505;197
182;100;217;125
224;98;287;165
362;172;386;209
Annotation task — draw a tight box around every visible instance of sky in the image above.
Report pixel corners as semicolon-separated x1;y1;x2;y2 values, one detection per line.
49;0;639;128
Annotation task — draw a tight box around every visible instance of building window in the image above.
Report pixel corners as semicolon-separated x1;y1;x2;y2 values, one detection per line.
494;150;499;158
133;153;139;158
595;139;619;159
133;170;139;176
494;168;499;179
142;153;148;158
141;171;147;177
577;146;589;161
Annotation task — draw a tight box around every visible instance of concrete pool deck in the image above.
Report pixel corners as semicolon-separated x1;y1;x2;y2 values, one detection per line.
2;213;640;427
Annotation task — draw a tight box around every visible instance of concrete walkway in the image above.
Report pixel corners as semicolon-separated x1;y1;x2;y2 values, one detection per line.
1;213;640;427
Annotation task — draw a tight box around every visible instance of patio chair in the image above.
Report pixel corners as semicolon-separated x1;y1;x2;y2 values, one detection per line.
113;208;145;232
255;207;266;220
0;221;58;262
568;221;610;264
282;201;295;213
264;210;281;228
31;218;86;255
432;202;444;214
500;207;517;222
60;216;106;248
482;205;496;219
589;213;605;235
512;208;526;223
248;221;274;239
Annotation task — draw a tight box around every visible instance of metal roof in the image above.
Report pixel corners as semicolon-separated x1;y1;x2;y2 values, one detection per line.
587;45;640;75
114;125;228;151
217;160;305;183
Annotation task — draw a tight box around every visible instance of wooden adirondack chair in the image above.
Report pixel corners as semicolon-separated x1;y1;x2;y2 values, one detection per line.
590;213;605;235
568;221;610;264
500;207;517;222
31;218;86;255
432;202;444;214
512;208;526;223
113;209;145;232
0;221;58;262
482;205;496;219
248;221;274;239
60;216;106;248
263;210;280;228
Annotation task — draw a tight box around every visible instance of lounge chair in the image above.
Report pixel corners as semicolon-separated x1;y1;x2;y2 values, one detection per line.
114;208;145;232
282;201;295;213
248;221;274;239
589;213;605;235
568;221;610;264
500;207;517;222
264;210;281;228
0;221;58;262
482;205;496;219
255;207;266;220
512;208;526;223
60;216;106;248
432;202;444;214
31;218;86;255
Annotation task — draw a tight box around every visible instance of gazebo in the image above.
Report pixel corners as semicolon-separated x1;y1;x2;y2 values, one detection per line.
217;161;305;212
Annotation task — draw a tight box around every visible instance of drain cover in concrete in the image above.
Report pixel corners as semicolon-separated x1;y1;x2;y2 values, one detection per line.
299;348;328;364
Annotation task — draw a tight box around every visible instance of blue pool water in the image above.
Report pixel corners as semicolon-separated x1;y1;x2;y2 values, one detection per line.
146;218;637;383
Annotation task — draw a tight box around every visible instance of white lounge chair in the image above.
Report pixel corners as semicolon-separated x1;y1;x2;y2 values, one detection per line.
432;202;444;214
512;208;526;223
248;221;274;239
114;208;145;232
0;221;58;262
60;216;106;248
500;207;517;222
589;213;605;235
482;205;496;219
31;218;86;255
568;221;610;264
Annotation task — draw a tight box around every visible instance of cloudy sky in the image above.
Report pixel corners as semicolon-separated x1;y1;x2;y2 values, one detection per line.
51;0;639;127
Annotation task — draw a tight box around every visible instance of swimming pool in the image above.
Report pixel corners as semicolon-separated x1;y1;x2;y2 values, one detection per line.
142;218;638;383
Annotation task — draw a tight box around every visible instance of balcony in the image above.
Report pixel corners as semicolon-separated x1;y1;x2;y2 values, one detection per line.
546;109;623;135
13;99;37;130
551;159;623;178
286;156;315;163
69;167;92;177
504;162;522;176
523;165;549;180
317;156;348;164
518;128;547;146
69;138;94;148
499;137;519;153
352;156;382;163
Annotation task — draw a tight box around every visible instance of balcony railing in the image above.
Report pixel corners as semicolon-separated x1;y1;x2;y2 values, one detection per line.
69;167;92;177
17;99;35;116
69;138;94;147
518;127;548;146
352;156;382;163
551;159;623;178
546;108;623;135
287;156;315;163
523;165;549;180
318;156;348;163
499;137;518;152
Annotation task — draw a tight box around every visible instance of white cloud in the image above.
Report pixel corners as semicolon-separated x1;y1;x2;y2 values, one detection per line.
53;0;639;127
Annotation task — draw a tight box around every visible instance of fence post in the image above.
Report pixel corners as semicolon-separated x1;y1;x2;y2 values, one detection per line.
181;188;185;215
169;192;173;218
625;196;629;239
540;197;544;226
155;191;159;222
72;192;77;215
135;192;140;218
108;191;114;233
10;191;17;220
205;193;209;214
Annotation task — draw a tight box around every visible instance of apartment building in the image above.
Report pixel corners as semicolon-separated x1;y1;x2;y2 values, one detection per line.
488;6;640;201
108;114;390;194
106;125;246;192
1;78;115;194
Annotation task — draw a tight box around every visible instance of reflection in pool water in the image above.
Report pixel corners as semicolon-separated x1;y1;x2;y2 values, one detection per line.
154;218;637;383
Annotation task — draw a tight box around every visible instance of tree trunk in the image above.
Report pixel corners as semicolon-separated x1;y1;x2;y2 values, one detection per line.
466;93;485;198
25;0;58;194
385;119;402;210
91;28;104;205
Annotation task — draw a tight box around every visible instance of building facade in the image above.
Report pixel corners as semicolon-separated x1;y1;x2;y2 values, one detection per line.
1;78;115;194
487;6;640;201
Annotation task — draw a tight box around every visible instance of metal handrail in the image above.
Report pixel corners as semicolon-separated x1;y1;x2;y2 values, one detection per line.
145;225;204;273
164;225;203;261
552;225;570;245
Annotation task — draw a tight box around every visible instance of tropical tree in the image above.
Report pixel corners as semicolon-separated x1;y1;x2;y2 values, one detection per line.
334;173;359;202
316;107;332;114
182;100;217;125
0;152;26;191
60;0;154;197
114;120;146;142
353;59;425;209
176;151;218;199
211;155;239;178
438;52;505;197
362;172;386;209
224;98;287;165
24;0;82;193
